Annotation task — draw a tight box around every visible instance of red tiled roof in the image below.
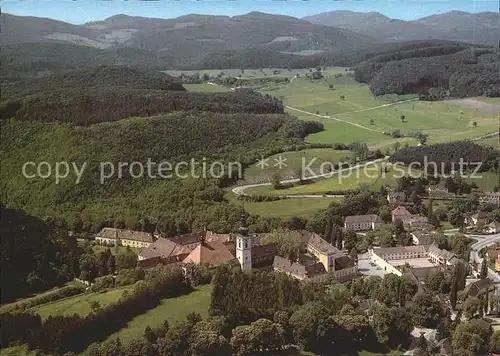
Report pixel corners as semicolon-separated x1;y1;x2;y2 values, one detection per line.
392;206;411;216
182;241;236;266
251;243;278;259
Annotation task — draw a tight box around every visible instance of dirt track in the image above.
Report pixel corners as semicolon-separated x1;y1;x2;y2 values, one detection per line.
448;98;500;114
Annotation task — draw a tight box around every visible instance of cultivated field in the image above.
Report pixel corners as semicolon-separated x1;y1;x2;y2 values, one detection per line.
32;285;134;319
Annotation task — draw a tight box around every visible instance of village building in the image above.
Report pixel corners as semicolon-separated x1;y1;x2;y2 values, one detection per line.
411;230;438;246
464;278;495;298
391;206;412;222
427;244;459;266
273;231;357;281
182;240;237;267
95;227;155;248
496;250;500;272
464;210;489;228
344;214;382;231
404;215;429;229
387;191;407;205
480;192;500;206
485;221;500;234
272;256;326;280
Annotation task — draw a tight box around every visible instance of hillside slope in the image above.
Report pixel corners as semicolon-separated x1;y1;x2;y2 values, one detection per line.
304;10;500;46
354;44;500;98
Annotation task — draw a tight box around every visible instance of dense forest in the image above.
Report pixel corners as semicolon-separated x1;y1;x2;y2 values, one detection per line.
1;112;322;234
1;87;286;125
0;66;286;125
1;40;481;80
0;206;79;301
389;141;500;174
354;45;500;98
1;66;185;101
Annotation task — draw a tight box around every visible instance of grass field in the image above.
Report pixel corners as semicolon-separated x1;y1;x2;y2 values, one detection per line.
32;285;133;319
0;281;86;313
104;284;212;344
225;189;336;218
258;75;499;149
243;148;354;182
165;67;349;80
476;135;500;148
249;161;418;196
465;171;500;192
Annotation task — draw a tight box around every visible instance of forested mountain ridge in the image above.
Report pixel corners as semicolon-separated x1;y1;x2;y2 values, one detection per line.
354;44;500;98
1;12;372;54
304;10;500;47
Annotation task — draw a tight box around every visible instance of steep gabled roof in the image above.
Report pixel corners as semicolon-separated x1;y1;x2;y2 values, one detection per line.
345;214;381;224
97;227;154;243
182;241;236;266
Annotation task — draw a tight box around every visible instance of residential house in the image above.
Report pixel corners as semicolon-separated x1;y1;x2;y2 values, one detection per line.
485;221;500;234
391;206;412;222
427;186;455;200
411;231;436;246
464;211;489;228
465;278;495;298
344;214;382;231
404;215;429;229
95;227;154;248
387;191;406;205
481;192;500;206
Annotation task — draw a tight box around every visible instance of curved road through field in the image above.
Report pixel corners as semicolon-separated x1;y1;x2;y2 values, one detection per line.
232;157;387;198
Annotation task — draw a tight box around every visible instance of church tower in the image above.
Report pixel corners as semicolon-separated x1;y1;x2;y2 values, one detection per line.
236;212;252;272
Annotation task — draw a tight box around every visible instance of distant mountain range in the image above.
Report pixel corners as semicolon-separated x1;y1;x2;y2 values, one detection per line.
1;10;498;78
303;10;499;47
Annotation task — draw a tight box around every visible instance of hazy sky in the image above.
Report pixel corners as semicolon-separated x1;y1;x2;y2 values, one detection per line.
2;0;499;24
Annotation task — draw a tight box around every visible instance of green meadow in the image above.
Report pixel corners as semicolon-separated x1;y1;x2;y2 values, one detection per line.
32;285;134;319
248;161;419;196
243;148;354;182
104;285;212;344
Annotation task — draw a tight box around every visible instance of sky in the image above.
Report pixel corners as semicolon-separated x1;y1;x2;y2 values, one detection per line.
2;0;499;24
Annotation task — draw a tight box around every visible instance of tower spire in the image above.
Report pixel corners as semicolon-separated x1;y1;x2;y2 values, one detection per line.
238;202;248;236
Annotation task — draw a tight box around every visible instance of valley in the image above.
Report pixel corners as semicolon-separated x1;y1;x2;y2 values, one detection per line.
1;6;500;356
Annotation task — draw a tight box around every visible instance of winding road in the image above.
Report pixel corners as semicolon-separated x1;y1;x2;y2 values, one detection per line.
468;233;500;288
231;157;387;198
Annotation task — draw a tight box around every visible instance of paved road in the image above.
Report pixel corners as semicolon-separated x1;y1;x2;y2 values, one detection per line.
231;157;388;197
468;233;500;287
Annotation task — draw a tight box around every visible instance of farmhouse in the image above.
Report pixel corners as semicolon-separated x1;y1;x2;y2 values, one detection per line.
95;227;154;248
344;214;382;231
391;206;412;222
